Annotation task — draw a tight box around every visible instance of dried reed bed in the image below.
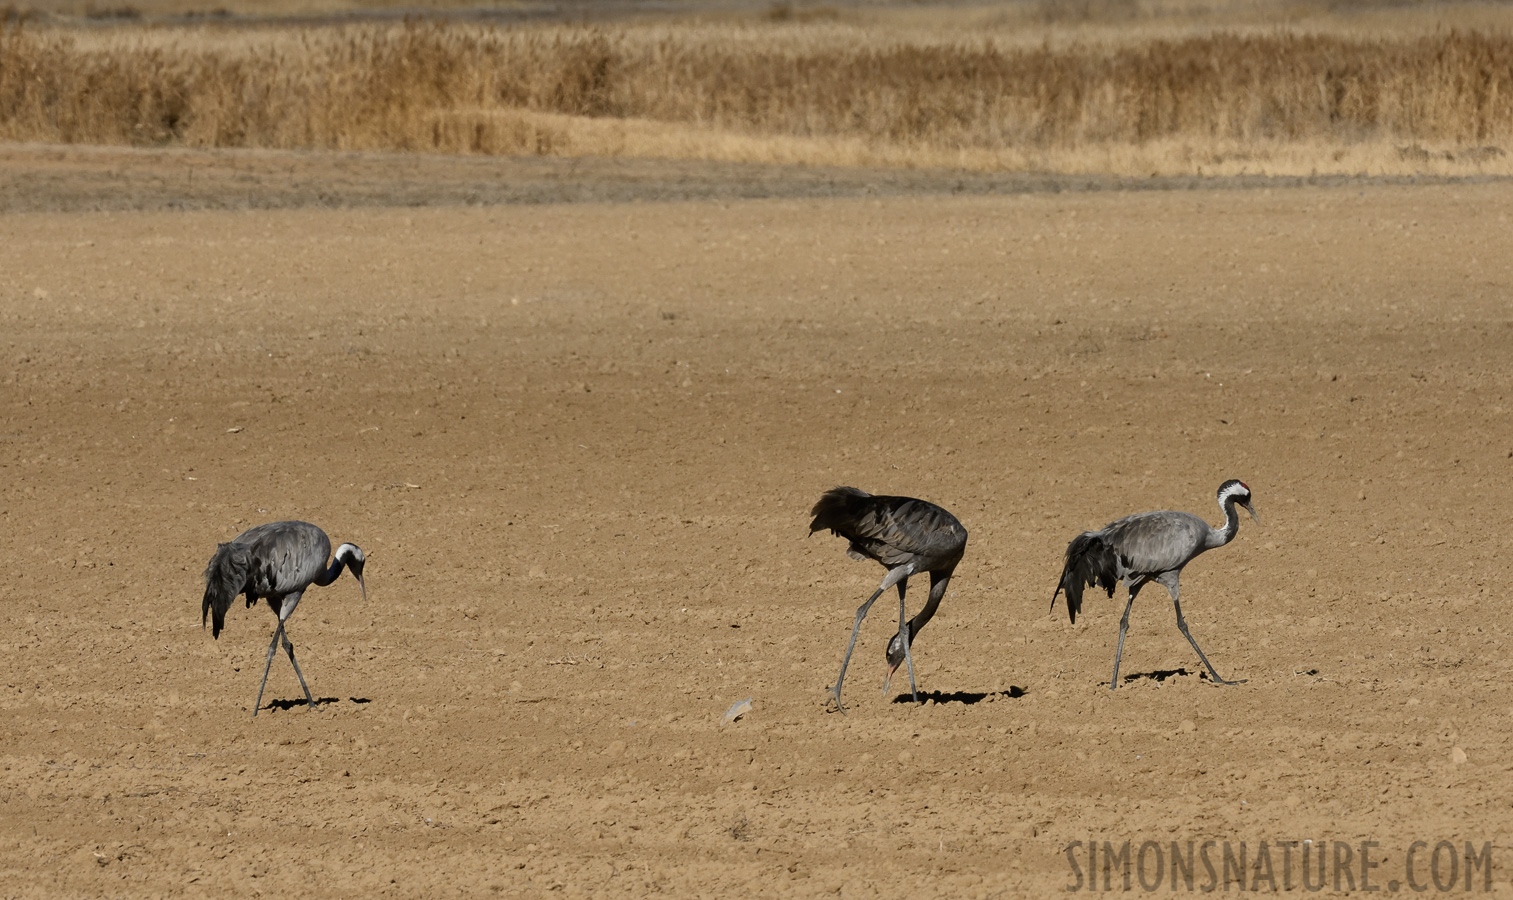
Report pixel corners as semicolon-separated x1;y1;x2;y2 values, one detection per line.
3;16;1512;175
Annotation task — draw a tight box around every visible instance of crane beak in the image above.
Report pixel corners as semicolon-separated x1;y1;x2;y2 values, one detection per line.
1244;502;1260;526
357;575;368;602
882;661;900;698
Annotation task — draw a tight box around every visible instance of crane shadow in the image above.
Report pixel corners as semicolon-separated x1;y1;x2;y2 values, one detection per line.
1120;668;1192;685
262;697;372;713
891;687;1026;706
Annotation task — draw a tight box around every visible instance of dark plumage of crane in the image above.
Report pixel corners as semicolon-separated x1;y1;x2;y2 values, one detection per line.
809;486;968;712
202;521;366;716
1054;480;1258;690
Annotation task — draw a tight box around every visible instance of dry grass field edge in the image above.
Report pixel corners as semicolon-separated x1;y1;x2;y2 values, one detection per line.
4;16;1513;176
3;141;1510;216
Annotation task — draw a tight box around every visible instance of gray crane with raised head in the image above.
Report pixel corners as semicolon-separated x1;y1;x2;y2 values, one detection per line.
810;486;968;712
1054;480;1258;690
202;521;366;716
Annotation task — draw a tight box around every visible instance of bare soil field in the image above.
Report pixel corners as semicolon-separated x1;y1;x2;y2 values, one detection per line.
2;150;1512;896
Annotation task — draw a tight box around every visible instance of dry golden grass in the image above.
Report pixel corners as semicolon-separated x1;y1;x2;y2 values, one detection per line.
3;5;1513;176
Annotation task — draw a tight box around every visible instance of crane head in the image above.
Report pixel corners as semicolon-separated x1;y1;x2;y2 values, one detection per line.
882;631;908;697
1218;479;1260;525
336;542;367;600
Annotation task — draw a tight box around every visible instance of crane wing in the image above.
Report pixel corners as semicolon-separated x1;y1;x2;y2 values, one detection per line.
860;496;968;565
237;521;332;597
1098;511;1210;575
810;487;967;569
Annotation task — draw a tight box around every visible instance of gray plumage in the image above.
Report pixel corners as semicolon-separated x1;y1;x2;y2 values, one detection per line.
810;486;968;711
1053;480;1258;690
202;521;366;715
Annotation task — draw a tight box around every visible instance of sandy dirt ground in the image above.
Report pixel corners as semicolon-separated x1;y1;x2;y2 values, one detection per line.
2;149;1512;897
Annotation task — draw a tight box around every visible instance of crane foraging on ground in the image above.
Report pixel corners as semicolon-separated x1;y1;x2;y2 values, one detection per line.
202;521;366;716
809;486;968;712
1054;480;1257;690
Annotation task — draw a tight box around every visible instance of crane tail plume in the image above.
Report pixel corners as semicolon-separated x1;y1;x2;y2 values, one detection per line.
202;542;251;639
808;486;875;536
1056;532;1120;624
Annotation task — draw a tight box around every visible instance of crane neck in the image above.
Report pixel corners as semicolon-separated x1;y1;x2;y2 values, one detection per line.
314;555;348;587
1206;496;1243;550
904;572;951;640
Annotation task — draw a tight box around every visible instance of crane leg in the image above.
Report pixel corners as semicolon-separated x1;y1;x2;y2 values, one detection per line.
1173;597;1246;686
253;621;285;717
281;629;316;709
831;564;911;713
1110;595;1135;690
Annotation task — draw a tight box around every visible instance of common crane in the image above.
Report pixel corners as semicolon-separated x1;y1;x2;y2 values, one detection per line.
202;521;366;715
810;486;968;711
1054;480;1257;689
